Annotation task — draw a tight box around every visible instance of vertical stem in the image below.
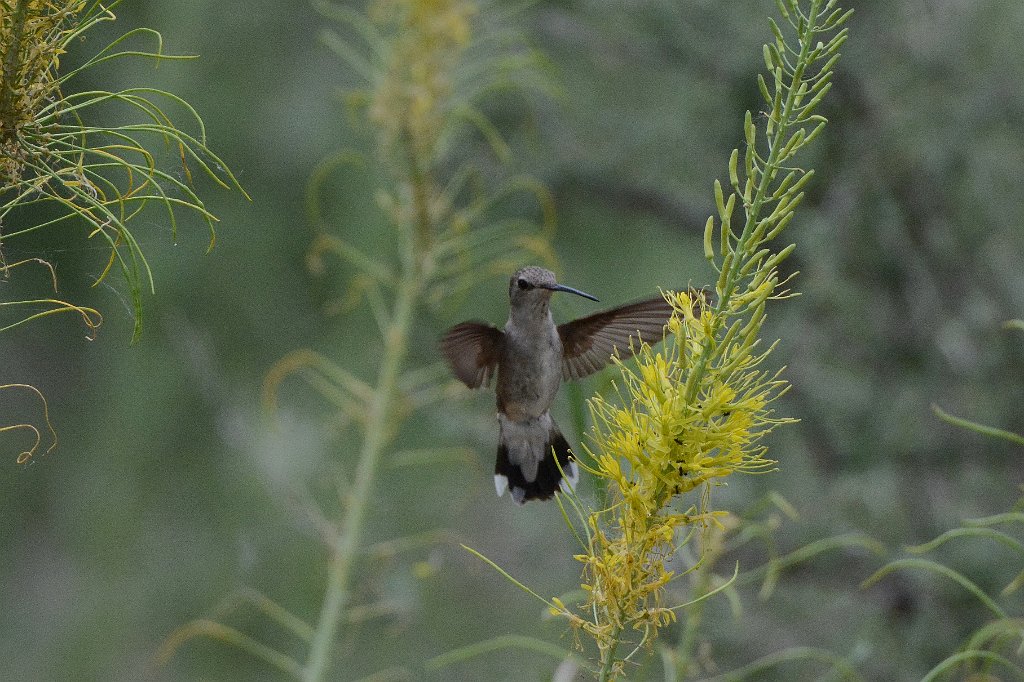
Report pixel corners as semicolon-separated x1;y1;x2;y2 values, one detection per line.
303;125;433;682
598;626;623;682
405;134;433;254
683;0;823;405
302;267;418;682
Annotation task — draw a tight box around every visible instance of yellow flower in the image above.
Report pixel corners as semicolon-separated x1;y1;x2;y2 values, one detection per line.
564;290;790;662
368;0;477;159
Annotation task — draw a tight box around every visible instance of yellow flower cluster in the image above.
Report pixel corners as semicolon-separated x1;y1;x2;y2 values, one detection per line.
0;0;83;185
368;0;476;160
588;289;782;498
565;290;788;670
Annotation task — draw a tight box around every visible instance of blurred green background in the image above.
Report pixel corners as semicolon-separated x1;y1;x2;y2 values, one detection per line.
2;0;1023;680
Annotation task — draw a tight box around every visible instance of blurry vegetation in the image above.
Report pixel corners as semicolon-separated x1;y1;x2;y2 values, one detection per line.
866;327;1024;681
0;0;1022;681
162;0;557;679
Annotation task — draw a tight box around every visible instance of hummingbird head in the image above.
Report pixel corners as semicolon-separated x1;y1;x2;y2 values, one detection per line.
508;266;599;310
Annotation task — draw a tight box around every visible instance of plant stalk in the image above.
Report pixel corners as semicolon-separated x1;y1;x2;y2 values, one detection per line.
683;0;823;405
598;625;623;682
302;266;418;682
303;123;432;682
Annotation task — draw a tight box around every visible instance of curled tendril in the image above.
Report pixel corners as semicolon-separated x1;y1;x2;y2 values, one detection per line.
0;383;57;463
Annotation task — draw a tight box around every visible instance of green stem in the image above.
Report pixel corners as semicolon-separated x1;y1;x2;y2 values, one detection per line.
302;125;432;682
597;626;623;682
683;0;823;404
302;269;418;682
405;131;434;254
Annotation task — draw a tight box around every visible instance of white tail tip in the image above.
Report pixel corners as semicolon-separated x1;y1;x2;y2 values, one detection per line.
558;461;580;495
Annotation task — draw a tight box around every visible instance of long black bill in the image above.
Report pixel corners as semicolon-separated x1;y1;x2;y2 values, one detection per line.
547;283;599;302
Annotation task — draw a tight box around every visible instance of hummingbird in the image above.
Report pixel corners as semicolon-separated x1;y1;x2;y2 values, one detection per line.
440;266;677;504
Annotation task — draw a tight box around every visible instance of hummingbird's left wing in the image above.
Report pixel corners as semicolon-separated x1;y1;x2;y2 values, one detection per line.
558;296;676;380
440;321;504;389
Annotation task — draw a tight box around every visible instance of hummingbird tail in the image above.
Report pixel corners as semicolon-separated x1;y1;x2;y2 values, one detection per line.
495;417;579;504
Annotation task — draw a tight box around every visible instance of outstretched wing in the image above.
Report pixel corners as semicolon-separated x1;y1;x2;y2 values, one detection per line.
440;321;504;389
558;296;676;381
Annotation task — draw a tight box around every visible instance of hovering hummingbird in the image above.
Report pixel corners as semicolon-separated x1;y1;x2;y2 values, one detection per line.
440;266;677;504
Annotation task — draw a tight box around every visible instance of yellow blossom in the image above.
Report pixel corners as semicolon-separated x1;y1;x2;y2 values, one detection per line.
561;289;791;667
368;0;476;159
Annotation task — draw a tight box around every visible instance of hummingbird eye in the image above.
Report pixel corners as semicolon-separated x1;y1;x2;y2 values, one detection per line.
517;278;532;290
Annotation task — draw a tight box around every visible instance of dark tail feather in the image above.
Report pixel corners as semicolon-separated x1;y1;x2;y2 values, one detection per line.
495;424;579;504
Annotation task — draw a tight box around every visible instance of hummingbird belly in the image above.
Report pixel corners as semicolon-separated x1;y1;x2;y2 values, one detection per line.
496;327;562;421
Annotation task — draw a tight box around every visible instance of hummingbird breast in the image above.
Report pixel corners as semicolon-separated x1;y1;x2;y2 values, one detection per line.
496;318;563;422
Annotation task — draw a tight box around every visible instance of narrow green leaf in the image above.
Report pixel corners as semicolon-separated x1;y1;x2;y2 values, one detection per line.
427;634;586;672
921;650;1024;682
157;619;303;678
862;558;1008;619
461;545;557;609
933;404;1024;446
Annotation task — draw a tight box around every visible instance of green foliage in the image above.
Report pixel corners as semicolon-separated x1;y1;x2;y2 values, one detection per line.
1;0;245;342
864;510;1024;681
863;323;1024;681
2;1;1023;681
659;496;879;681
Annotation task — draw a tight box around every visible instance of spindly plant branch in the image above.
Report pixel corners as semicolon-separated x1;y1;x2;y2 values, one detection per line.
302;245;423;682
684;0;848;404
1;2;246;342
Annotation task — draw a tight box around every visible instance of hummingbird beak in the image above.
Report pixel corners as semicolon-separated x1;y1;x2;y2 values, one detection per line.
547;283;599;302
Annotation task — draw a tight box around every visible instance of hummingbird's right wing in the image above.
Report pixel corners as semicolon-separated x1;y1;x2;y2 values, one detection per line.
440;322;504;389
558;296;676;380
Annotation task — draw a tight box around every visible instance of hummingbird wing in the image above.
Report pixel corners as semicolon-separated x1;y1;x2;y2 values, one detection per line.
440;321;504;389
558;296;676;380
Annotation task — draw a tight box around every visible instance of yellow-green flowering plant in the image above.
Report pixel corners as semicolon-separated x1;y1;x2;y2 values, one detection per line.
2;0;243;464
569;1;851;675
1;0;245;341
565;288;788;669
